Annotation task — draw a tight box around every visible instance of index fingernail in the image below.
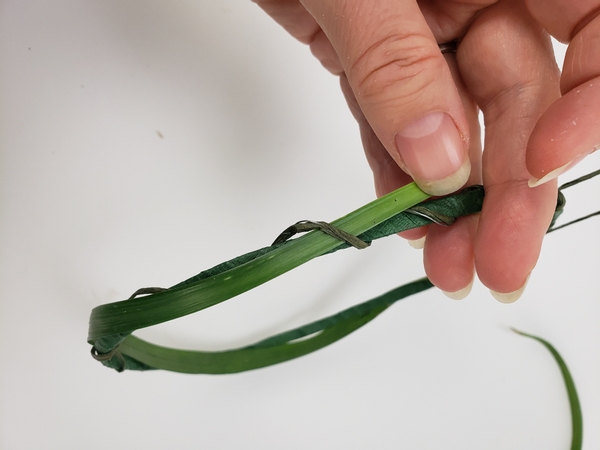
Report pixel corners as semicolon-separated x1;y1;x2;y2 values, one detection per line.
528;161;572;188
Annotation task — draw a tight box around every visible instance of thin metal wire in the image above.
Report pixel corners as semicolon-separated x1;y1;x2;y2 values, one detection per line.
438;41;458;54
559;167;600;190
405;205;456;226
272;220;371;249
548;168;600;232
548;211;600;233
128;287;168;299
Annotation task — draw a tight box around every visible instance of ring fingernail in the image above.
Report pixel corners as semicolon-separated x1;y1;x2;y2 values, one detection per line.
442;279;474;300
407;236;426;249
490;276;530;304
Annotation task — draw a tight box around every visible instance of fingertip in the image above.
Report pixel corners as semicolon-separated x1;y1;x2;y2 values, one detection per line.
423;216;477;295
407;235;426;249
528;154;587;188
527;162;570;188
441;278;474;300
527;78;600;182
490;275;529;304
417;158;471;196
395;112;470;196
474;184;555;298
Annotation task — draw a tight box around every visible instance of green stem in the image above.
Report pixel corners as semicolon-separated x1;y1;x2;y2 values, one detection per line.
512;329;583;450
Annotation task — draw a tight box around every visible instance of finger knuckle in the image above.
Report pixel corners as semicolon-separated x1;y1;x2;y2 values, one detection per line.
349;33;443;103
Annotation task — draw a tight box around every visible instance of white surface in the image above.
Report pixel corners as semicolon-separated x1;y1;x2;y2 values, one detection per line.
1;2;599;449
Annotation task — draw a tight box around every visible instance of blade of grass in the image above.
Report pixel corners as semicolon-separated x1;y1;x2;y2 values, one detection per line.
512;329;583;450
99;278;434;373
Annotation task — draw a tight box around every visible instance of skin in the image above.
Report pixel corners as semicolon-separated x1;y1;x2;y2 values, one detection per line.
253;0;600;299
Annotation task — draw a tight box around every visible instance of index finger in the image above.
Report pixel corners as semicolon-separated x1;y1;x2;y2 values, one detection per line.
525;0;600;185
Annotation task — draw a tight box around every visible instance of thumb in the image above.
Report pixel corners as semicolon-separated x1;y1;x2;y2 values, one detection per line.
301;0;470;195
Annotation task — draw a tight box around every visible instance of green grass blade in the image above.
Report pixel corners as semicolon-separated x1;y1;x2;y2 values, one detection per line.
117;307;384;374
103;278;434;373
512;329;583;450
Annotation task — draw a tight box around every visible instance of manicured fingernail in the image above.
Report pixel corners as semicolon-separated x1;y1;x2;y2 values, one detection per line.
490;276;530;304
395;112;470;196
442;279;473;300
528;161;572;188
407;236;426;249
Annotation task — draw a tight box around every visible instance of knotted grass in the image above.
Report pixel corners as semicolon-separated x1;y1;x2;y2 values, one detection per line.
88;170;600;448
89;182;489;368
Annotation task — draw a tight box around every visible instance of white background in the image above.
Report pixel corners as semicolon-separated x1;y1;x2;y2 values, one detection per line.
1;1;599;449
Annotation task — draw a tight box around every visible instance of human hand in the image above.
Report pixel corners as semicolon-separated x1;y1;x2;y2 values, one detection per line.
254;0;600;302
